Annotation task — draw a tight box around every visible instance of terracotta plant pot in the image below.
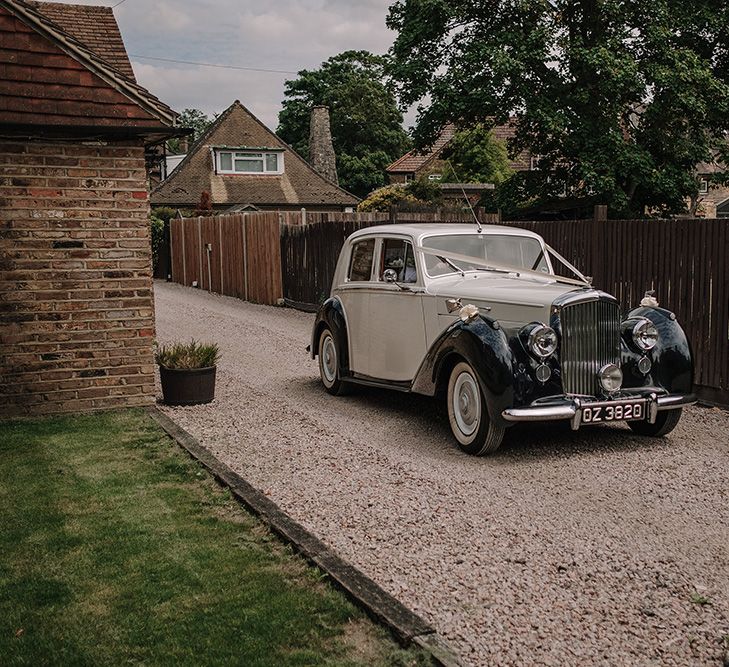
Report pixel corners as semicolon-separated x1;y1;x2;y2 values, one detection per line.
159;366;216;405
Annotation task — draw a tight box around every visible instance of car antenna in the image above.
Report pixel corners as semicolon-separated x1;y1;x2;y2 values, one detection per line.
446;159;482;233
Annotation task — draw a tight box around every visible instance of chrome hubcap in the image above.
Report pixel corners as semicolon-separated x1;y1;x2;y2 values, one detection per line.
453;371;480;436
321;335;336;383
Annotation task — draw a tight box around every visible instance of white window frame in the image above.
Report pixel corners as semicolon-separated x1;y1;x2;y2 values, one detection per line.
530;155;542;171
215;149;284;175
428;173;442;181
699;177;709;194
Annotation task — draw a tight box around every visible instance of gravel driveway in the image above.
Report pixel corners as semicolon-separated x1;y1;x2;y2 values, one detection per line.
155;281;729;667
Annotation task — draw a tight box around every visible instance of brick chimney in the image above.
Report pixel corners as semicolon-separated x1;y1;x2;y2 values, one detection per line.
308;105;338;185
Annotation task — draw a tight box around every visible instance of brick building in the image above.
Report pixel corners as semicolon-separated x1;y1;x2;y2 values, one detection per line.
0;0;182;417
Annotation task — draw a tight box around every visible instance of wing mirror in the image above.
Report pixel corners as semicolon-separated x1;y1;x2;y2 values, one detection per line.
383;268;398;283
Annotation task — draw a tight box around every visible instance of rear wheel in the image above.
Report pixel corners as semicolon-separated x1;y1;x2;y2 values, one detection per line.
628;408;682;437
447;361;504;455
318;327;350;396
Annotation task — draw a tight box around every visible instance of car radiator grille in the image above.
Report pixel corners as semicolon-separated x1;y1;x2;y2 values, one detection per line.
559;299;621;396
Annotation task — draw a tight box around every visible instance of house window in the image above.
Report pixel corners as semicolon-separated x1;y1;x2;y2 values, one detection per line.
530;155;542;171
699;178;709;194
404;174;414;182
428;173;442;181
215;150;283;174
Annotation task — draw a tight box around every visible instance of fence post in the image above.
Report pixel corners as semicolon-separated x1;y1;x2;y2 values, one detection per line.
243;215;249;302
197;217;203;289
218;216;224;295
592;205;607;282
167;217;174;282
181;218;187;286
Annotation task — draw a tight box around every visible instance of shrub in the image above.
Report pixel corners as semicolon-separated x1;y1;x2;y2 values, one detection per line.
150;215;165;272
151;207;178;224
357;184;419;212
155;340;220;369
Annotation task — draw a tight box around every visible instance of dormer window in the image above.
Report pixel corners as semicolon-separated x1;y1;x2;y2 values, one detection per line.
215;149;284;174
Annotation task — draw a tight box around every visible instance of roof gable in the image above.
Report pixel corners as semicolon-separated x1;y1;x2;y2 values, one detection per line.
152;101;359;208
28;0;136;80
0;0;175;129
386;124;456;173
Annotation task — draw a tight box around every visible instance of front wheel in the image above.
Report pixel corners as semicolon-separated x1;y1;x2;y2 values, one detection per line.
628;408;682;437
318;327;350;396
447;361;504;455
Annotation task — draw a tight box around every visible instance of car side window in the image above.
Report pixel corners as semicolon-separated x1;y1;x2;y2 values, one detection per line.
348;238;375;281
380;238;417;284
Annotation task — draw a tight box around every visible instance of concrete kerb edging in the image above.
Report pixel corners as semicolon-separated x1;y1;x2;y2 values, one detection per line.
147;407;465;667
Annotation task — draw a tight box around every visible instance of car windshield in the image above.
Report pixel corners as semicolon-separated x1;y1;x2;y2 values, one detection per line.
421;233;549;276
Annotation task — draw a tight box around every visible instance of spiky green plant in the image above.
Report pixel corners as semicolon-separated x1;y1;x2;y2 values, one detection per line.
155;340;220;370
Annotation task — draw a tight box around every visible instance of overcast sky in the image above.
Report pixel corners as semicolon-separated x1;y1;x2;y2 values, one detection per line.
63;0;410;131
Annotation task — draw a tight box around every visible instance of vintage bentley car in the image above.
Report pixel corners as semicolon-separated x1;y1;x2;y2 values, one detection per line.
310;224;695;455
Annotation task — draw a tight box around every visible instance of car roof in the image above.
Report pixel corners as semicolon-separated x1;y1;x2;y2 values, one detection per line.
347;223;545;245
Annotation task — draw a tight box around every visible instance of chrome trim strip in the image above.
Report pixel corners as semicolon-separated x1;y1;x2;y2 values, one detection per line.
656;394;697;410
502;404;577;422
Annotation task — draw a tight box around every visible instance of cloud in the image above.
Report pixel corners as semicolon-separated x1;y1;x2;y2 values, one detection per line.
49;0;416;130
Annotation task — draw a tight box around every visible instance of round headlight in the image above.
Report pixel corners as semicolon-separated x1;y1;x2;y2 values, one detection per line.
599;363;623;393
632;319;659;351
528;325;558;359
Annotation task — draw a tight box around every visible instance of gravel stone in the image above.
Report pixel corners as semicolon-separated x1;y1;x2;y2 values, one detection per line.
155;281;729;667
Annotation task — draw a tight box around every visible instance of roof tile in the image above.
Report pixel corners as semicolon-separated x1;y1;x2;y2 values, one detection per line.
27;0;136;80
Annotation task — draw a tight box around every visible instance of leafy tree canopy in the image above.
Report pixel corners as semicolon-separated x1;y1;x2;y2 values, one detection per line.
441;125;514;184
387;0;729;217
168;108;214;153
277;50;411;197
357;176;443;211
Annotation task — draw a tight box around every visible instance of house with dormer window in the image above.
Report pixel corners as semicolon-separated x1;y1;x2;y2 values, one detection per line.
151;100;359;212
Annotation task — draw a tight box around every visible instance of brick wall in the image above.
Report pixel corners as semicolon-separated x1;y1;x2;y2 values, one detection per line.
0;139;156;417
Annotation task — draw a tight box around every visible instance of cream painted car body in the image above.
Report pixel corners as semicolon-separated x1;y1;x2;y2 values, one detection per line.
329;224;573;382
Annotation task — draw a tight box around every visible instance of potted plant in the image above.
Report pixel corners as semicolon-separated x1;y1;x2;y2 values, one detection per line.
156;340;220;405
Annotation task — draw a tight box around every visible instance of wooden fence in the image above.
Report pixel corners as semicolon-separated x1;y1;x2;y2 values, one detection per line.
169;213;282;304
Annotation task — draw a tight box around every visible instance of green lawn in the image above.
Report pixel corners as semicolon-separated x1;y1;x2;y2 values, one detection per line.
0;410;431;667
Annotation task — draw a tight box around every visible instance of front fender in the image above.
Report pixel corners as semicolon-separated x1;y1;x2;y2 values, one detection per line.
412;316;514;428
623;306;693;394
311;297;350;377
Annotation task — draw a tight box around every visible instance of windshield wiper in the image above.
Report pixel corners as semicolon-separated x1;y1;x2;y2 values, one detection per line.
437;255;465;277
473;266;521;276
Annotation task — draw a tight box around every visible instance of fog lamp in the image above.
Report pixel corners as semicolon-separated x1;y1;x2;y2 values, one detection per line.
599;363;623;393
638;356;652;374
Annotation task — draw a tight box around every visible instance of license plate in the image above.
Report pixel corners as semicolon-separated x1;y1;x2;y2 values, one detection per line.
581;400;647;424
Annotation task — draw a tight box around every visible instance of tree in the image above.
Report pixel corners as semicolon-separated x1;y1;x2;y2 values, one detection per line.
168;108;214;153
387;0;729;217
277;50;411;197
357;176;443;211
441;125;513;184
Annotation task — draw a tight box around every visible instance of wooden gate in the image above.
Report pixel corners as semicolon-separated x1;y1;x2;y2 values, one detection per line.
169;213;282;305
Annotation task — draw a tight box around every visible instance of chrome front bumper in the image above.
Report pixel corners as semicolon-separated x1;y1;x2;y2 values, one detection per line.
502;392;696;431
